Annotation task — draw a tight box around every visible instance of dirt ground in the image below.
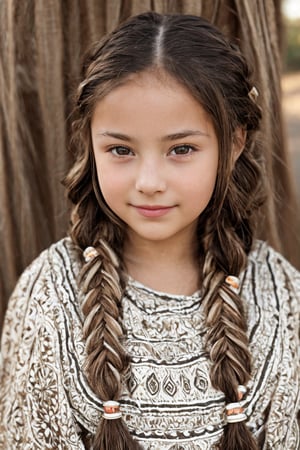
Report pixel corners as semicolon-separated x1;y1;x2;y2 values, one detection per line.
282;71;300;195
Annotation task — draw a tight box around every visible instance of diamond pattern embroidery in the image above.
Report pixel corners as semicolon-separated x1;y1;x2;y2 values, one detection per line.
146;373;160;395
180;374;191;394
194;369;208;392
163;375;177;397
128;373;138;394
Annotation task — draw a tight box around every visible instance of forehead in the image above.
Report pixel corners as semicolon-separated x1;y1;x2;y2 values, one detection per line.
91;70;214;137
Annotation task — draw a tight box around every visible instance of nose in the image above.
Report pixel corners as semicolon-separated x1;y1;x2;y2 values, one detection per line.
135;158;166;194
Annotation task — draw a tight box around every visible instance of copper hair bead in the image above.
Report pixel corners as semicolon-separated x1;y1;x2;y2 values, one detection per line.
103;401;122;420
225;385;247;423
225;275;240;290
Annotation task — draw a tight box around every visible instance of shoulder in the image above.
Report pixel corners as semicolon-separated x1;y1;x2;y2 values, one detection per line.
249;240;299;276
4;237;84;334
1;237;85;365
14;236;83;293
247;240;300;288
45;236;83;288
0;239;100;444
244;242;299;447
244;239;299;318
31;236;82;277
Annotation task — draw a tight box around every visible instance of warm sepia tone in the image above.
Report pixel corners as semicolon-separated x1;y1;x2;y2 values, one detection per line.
0;0;299;332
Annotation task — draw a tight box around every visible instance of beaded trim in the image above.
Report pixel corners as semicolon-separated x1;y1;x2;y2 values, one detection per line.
103;401;122;420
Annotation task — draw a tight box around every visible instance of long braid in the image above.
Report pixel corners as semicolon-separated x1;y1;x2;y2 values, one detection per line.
202;255;258;449
81;238;126;395
200;144;262;450
79;233;142;449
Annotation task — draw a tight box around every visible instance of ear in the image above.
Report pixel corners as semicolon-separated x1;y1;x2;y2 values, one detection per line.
232;127;247;164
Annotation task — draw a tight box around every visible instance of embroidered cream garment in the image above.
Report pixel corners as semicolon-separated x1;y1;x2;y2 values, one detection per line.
0;238;299;449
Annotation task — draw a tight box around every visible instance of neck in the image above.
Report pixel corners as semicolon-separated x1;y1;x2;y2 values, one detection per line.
124;230;197;264
123;231;201;295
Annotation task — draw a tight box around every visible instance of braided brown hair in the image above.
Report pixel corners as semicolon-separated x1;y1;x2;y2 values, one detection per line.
65;12;264;450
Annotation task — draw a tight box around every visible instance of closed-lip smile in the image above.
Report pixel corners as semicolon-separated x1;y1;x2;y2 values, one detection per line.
132;204;175;218
135;205;171;210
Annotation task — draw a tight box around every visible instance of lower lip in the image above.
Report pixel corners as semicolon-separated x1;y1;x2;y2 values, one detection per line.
134;206;174;218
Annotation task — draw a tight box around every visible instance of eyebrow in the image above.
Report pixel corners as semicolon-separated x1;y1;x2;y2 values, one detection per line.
96;130;210;142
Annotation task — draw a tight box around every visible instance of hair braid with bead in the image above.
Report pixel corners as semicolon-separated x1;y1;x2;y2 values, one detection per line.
65;12;264;449
79;234;142;449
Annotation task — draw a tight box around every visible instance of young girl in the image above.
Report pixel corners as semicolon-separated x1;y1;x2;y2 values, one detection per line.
0;12;299;450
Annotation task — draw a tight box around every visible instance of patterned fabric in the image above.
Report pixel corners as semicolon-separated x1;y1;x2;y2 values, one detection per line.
0;237;299;449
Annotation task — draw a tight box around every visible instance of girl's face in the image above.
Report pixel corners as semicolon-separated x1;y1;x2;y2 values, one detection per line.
91;71;219;248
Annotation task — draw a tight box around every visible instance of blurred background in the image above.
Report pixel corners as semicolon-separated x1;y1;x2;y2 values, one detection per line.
282;0;300;196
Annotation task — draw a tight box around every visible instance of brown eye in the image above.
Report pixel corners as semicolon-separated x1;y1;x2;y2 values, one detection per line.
170;145;195;155
111;146;133;156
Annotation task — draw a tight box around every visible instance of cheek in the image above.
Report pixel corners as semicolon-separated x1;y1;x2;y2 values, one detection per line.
183;170;217;199
180;173;217;216
96;164;128;206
